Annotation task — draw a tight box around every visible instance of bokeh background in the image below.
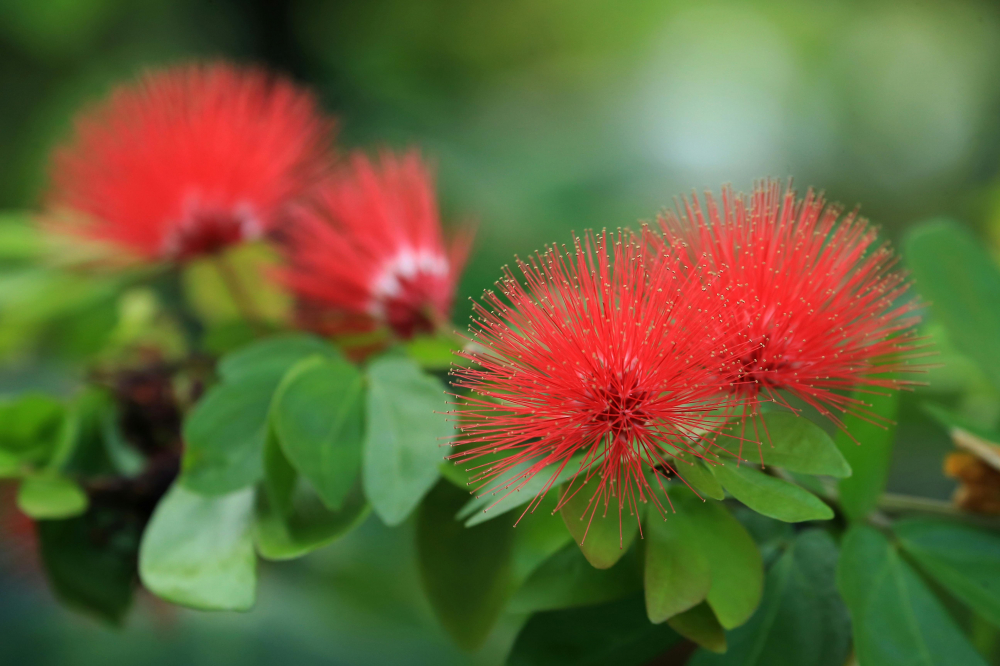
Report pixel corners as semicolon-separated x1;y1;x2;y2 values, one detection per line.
1;1;999;664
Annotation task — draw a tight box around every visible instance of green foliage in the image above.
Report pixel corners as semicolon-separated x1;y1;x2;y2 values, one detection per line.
509;541;642;613
838;525;988;666
671;488;763;630
690;530;850;666
16;474;88;519
644;508;711;623
37;513;137;625
835;387;900;522
363;356;451;526
506;594;681;666
254;435;370;561
559;474;641;569
667;603;726;654
272;355;365;510
894;519;1000;628
139;483;257;612
718;412;852;477
711;464;834;523
181;334;341;495
0;392;65;473
458;456;584;527
674;452;725;500
905;220;1000;392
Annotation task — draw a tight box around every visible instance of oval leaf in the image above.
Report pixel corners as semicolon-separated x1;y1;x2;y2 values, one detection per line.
180;373;275;495
17;475;88;519
560;474;642;569
272;355;365;510
838;525;988;666
363;357;451;526
218;333;339;384
644;510;711;623
712;464;833;523
459;455;584;527
673;488;763;629
139;484;256;611
668;603;726;654
737;412;851;477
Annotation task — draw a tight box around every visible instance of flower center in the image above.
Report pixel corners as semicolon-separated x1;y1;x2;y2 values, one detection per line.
162;203;261;261
584;375;652;442
368;248;450;338
725;336;789;395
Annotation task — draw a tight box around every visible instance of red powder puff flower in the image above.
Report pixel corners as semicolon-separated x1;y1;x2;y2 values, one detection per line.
280;149;472;340
450;231;744;532
47;62;332;263
656;180;921;443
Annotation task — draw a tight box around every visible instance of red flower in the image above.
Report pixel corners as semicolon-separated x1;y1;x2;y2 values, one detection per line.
48;62;332;262
451;232;741;531
280;150;472;340
656;180;921;438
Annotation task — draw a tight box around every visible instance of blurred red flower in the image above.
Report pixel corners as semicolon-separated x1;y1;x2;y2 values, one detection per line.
281;150;472;340
451;231;742;532
656;180;921;445
48;62;332;262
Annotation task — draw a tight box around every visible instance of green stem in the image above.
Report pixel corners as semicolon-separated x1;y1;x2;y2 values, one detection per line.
212;253;263;332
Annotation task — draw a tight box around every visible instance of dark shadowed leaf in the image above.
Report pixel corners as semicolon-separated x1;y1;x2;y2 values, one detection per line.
509;540;642;614
36;513;136;624
416;480;516;651
559;473;642;569
712;464;833;523
838;525;988;666
672;488;763;629
506;593;681;666
834;387;899;521
690;530;850;666
894;518;1000;628
139;483;256;611
364;356;451;526
272;355;365;510
644;508;711;623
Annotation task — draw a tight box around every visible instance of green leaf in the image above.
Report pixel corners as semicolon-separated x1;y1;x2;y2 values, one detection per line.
37;514;136;624
644;509;711;623
673;488;763;629
509;492;574;585
506;593;681;666
416;480;516;651
559;473;642;569
139;483;256;611
711;464;833;523
718;412;851;477
180;373;274;495
0;392;65;467
253;435;370;561
905;220;1000;392
668;603;727;654
690;530;850;666
16;475;88;519
923;402;1000;448
894;518;1000;628
272;355;364;510
834;386;899;521
509;541;642;613
459;455;585;527
363;356;451;526
675;453;725;500
403;334;463;370
218;333;339;384
838;525;988;666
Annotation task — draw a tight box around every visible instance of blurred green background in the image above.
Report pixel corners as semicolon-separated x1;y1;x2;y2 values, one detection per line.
1;0;999;664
